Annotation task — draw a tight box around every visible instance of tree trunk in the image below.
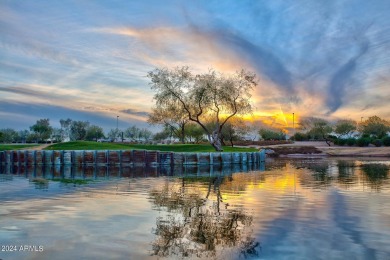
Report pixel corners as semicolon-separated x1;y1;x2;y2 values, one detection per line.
210;131;223;151
212;141;223;151
180;124;185;144
322;133;331;146
221;135;226;146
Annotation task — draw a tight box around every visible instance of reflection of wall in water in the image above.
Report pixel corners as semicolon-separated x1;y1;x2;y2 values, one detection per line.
1;163;265;180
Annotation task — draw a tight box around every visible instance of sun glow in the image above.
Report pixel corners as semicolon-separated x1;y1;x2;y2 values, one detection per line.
279;106;288;126
238;110;300;133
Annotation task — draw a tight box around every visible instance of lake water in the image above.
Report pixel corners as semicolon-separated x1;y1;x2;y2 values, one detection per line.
1;158;390;260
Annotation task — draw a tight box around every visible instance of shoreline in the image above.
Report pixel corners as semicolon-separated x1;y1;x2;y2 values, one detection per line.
238;141;390;158
280;153;390;158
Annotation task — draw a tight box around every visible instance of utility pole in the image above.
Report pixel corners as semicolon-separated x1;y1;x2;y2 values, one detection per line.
116;116;119;130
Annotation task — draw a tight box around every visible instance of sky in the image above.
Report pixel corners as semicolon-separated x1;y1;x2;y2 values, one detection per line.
1;0;390;131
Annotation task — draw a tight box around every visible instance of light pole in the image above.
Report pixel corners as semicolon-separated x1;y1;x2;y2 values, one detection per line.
293;113;295;135
116;115;120;142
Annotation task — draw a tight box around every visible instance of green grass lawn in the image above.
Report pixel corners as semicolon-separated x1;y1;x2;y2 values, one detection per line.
0;144;40;151
44;141;258;152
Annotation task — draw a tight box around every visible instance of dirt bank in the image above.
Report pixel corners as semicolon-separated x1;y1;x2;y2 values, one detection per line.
244;141;390;157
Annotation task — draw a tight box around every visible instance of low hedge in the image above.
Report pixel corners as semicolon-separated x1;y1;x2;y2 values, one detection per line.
356;137;371;147
382;136;390;146
372;139;383;147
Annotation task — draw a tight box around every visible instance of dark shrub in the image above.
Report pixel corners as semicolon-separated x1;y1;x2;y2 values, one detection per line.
346;138;356;146
356;137;371;147
337;138;347;146
292;132;307;141
334;138;345;146
372;139;383;147
382;136;390;146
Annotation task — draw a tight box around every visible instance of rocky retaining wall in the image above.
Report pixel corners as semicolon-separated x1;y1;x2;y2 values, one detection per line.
0;150;266;167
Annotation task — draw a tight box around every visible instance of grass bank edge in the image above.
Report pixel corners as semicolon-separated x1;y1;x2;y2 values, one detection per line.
43;141;258;152
0;144;40;151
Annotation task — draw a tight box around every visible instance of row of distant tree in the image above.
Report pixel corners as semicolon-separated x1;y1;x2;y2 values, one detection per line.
0;118;154;144
1;115;389;146
0;117;253;145
259;116;390;147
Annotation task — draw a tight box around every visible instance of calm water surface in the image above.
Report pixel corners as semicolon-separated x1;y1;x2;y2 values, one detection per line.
1;158;390;260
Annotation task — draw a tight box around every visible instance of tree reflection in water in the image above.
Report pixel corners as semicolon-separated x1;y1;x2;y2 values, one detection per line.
297;162;334;189
337;160;356;179
337;160;357;189
361;163;389;191
149;176;260;258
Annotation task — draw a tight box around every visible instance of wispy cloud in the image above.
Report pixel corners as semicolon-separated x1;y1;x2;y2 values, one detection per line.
1;0;390;130
325;38;370;114
90;26;247;73
120;108;149;118
0;83;151;126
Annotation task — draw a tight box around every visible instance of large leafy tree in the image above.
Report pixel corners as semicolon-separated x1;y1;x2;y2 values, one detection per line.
148;103;189;144
18;130;30;143
259;128;285;141
140;128;152;141
335;119;357;138
153;126;173;142
124;126;140;141
0;128;18;143
148;67;256;151
123;126;152;142
359;116;390;138
85;125;105;141
107;128;121;140
299;117;333;146
309;118;333;146
51;128;64;143
219;118;250;146
60;118;73;141
69;121;90;140
30;118;53;142
185;123;204;144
